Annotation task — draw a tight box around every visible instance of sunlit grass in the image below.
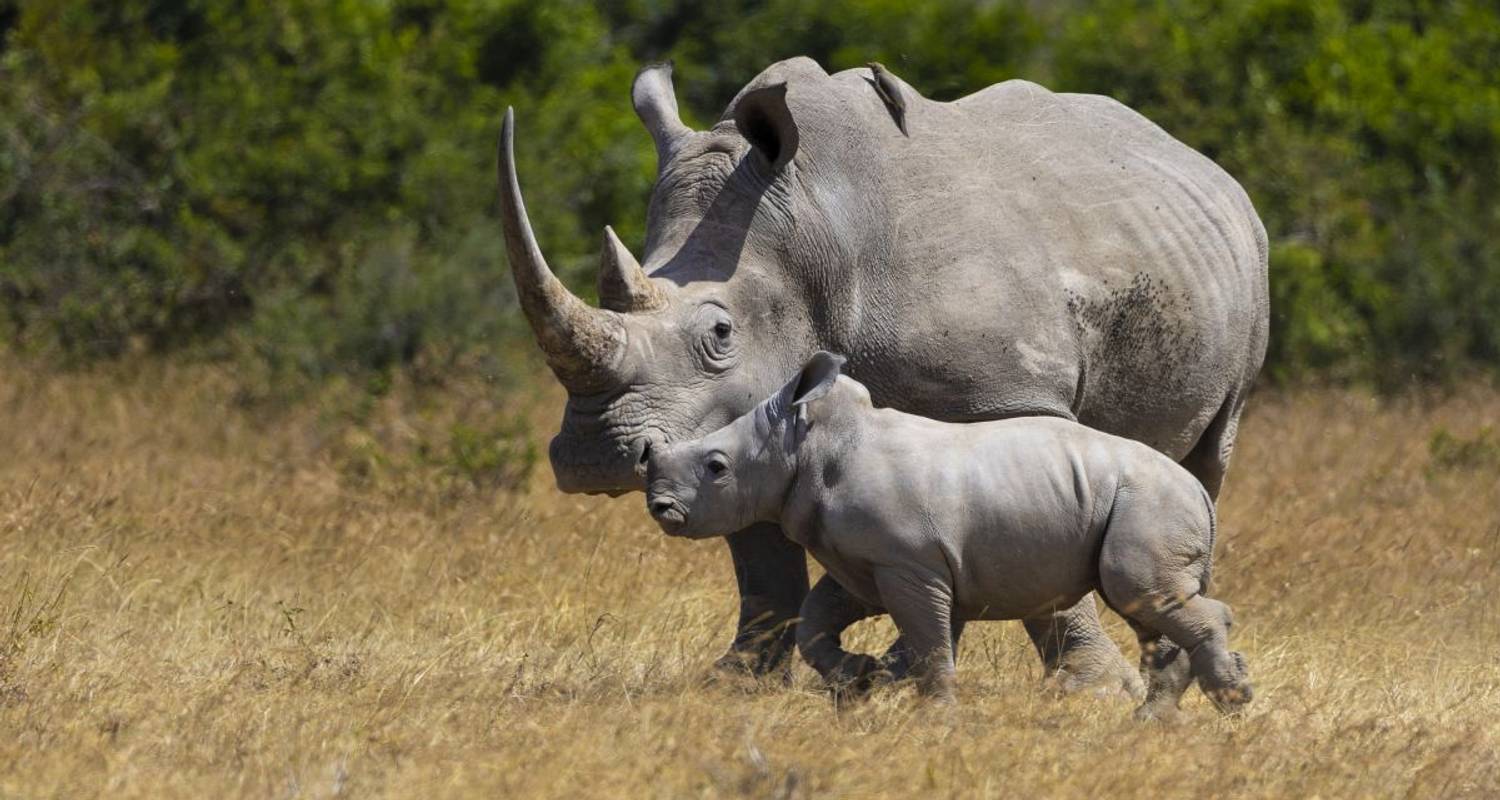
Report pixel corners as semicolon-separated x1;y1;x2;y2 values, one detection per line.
2;360;1497;797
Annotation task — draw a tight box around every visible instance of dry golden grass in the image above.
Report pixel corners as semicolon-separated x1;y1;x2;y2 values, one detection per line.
3;358;1499;798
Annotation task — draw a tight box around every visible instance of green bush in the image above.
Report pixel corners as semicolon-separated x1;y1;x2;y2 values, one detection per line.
1;1;1497;384
0;0;651;383
445;419;537;489
1429;426;1500;473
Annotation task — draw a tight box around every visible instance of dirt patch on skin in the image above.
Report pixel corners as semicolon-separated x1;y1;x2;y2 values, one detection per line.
1066;271;1207;406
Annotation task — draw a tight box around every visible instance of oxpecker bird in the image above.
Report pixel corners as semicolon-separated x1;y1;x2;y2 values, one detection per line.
867;61;908;136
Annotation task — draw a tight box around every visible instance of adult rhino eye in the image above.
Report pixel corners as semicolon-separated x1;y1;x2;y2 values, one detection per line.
707;457;729;476
703;326;734;363
695;306;739;372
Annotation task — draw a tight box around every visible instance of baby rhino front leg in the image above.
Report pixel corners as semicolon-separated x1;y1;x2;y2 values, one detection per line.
797;575;889;700
873;568;958;702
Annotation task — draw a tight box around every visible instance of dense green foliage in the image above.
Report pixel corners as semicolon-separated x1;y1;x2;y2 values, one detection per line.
2;0;1496;385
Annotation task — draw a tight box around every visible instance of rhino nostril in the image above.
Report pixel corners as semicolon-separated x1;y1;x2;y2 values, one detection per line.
638;440;652;465
649;498;676;517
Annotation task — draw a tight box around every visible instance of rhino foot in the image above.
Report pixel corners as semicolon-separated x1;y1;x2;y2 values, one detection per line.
718;523;808;680
1132;700;1189;725
824;653;895;706
1198;651;1253;715
1040;656;1146;702
1023;603;1146;702
712;644;796;683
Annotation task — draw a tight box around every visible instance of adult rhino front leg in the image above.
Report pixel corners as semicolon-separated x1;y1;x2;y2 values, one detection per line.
1024;597;1145;700
716;522;809;677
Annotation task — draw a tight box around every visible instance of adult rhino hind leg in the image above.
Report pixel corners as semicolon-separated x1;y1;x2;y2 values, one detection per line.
717;522;809;678
1022;597;1146;701
1179;392;1247;501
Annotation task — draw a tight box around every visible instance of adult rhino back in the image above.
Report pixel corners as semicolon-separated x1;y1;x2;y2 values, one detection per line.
807;69;1268;468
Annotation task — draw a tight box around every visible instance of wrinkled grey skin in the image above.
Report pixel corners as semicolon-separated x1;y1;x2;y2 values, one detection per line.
499;57;1268;692
647;353;1253;718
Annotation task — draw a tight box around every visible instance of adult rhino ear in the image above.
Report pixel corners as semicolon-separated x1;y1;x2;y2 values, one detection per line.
633;62;691;165
790;351;846;407
733;82;799;171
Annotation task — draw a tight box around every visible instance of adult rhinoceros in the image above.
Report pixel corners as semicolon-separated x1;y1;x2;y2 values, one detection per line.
499;57;1268;696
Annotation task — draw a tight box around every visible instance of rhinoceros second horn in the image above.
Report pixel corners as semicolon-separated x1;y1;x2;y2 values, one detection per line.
599;225;667;314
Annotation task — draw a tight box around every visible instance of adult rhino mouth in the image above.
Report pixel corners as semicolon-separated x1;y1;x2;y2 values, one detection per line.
547;432;652;496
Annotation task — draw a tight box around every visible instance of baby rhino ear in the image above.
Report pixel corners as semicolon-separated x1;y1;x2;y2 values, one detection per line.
790;351;847;407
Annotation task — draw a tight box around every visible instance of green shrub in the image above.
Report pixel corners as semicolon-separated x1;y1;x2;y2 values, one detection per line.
1429;426;1500;473
445;419;537;489
0;0;650;383
2;1;1497;385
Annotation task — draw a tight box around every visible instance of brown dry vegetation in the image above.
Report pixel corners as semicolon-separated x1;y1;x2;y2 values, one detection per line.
2;359;1499;798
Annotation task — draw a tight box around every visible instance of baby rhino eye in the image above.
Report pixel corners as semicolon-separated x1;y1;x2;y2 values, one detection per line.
707;457;728;476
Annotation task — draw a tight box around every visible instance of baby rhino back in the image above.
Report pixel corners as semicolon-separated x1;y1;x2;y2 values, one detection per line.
857;415;1210;620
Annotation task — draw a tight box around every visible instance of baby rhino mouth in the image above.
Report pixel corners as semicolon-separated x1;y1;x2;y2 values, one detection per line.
646;493;688;534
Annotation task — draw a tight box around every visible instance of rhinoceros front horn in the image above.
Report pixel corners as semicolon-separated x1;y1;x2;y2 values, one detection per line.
499;108;625;393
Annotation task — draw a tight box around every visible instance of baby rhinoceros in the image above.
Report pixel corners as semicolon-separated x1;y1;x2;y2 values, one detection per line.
645;351;1252;720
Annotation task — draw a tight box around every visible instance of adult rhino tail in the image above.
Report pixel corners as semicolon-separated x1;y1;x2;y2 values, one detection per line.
1200;481;1219;593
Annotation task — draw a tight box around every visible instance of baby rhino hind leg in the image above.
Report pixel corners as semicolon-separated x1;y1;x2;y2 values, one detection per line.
1099;512;1252;720
1123;619;1193;723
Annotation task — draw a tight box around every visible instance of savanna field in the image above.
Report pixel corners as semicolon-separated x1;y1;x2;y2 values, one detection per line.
1;359;1497;798
4;2;1500;797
